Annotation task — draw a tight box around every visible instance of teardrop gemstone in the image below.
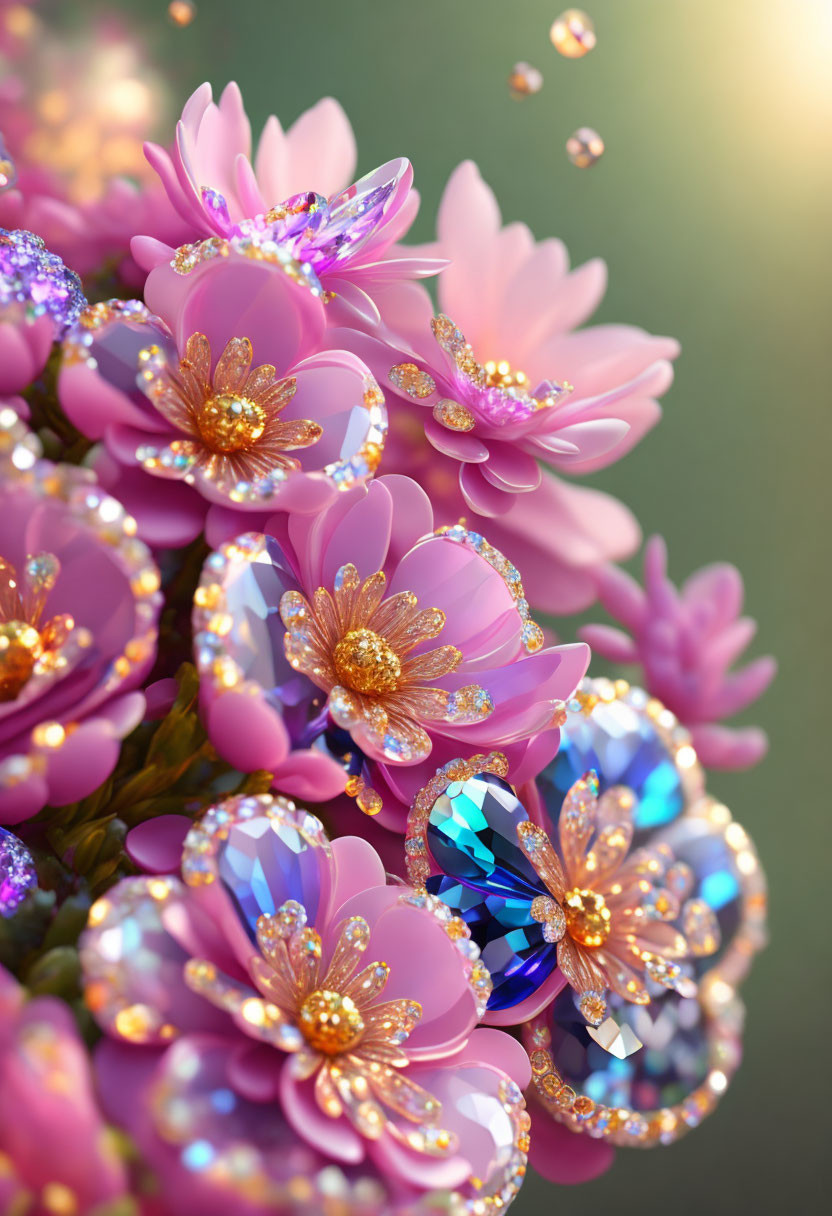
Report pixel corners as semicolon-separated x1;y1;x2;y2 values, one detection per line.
426;772;540;899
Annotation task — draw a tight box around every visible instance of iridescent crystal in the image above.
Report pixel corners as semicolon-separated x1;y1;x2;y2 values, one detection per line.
547;986;711;1114
257;160;405;277
0;228;86;331
0;827;37;917
426;773;560;1010
537;691;696;839
657;807;762;980
216;814;327;938
427;773;537;898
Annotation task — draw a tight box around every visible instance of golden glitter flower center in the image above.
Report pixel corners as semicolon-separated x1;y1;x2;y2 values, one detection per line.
0;552;71;702
563;887;612;949
483;359;529;391
298;988;366;1055
333;627;403;695
195;392;267;453
0;620;43;701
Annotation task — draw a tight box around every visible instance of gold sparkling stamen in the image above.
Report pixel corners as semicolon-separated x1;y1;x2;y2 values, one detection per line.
333;628;403;695
562;887;612;949
298;989;366;1054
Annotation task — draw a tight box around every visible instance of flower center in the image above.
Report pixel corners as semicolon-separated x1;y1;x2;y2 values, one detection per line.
483;359;529;391
195;393;266;453
563;887;612;949
333;628;402;695
0;620;42;701
298;988;365;1055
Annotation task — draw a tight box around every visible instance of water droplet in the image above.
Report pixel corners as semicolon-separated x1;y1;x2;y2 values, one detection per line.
508;62;543;99
566;127;605;168
550;9;597;58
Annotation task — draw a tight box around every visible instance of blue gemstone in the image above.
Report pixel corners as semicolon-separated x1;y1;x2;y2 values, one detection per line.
425;772;555;1012
658;814;744;977
547;986;710;1113
429;875;558;1010
538;696;687;840
217;815;325;939
426;772;541;900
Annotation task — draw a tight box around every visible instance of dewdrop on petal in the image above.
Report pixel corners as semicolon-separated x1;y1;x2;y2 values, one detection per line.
508;62;544;99
567;127;604;168
550;9;597;58
168;1;196;26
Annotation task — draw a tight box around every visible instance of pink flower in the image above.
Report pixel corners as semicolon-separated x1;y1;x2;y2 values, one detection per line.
134;83;441;326
143;83;359;240
580;536;776;768
81;793;532;1213
340;161;679;614
0;409;161;824
0;964;128;1214
58;245;386;549
193;475;589;829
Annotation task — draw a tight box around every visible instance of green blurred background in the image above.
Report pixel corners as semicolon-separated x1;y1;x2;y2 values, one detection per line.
58;0;832;1208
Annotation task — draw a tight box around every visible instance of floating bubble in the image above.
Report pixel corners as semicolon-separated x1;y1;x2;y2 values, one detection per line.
168;1;197;26
508;62;543;99
550;9;597;59
566;127;604;168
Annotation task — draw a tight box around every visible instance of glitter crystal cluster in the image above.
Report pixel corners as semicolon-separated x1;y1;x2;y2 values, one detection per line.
0;11;774;1212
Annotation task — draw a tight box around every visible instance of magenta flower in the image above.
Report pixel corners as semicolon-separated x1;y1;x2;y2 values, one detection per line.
340;161;679;614
0;227;86;395
193;475;589;828
580;536;776;768
0;964;128;1214
0;408;161;825
134;83;442;326
81;793;532;1212
58;245;387;549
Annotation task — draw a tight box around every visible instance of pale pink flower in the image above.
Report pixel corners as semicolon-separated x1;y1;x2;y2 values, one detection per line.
580;536;776;768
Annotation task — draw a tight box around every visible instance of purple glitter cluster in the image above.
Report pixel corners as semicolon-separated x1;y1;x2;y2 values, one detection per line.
0;826;37;918
0;227;86;332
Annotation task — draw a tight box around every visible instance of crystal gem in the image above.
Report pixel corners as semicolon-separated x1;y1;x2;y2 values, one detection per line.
656;812;747;977
537;694;691;840
547;986;711;1113
0;827;37;917
427;773;538;898
425;773;558;1010
0;228;86;332
216;814;326;939
587;1016;643;1059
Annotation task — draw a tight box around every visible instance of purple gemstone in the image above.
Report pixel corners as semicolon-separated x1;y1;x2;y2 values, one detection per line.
310;160;405;271
200;187;234;236
0;228;86;333
0;827;37;917
216;813;328;938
